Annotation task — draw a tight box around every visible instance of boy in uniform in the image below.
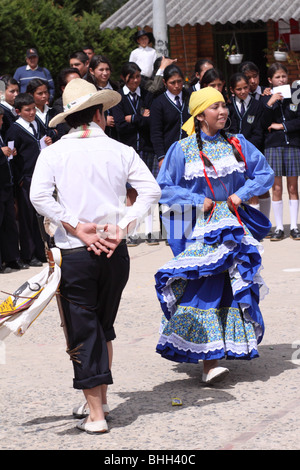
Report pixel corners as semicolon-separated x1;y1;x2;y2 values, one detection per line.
5;93;52;266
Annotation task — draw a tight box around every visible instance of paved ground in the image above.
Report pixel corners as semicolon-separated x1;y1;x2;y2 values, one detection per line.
0;194;299;451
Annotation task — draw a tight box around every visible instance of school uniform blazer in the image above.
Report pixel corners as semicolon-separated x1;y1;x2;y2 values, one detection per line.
35;107;63;142
260;93;300;149
5;121;41;185
113;87;154;153
0;104;17;141
0;148;13;192
150;89;191;161
227;96;264;151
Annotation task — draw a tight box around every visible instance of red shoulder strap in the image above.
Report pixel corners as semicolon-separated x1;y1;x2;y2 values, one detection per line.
227;136;248;169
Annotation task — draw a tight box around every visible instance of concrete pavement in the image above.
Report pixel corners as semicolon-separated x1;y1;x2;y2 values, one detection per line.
0;195;299;451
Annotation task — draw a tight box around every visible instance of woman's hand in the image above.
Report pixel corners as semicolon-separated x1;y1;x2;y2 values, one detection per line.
268;122;284;132
227;194;242;211
106;115;115;127
202;197;214;213
267;92;283;107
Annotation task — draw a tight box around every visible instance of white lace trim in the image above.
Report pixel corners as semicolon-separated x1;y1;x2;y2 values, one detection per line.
157;332;258;355
191;216;242;238
184;157;245;181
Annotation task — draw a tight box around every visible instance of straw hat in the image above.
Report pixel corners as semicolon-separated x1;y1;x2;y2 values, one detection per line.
49;78;121;127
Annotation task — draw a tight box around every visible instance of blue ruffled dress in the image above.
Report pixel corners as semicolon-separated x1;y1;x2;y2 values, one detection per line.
155;131;274;363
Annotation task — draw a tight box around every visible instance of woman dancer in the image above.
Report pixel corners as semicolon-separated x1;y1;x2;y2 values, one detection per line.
155;88;274;384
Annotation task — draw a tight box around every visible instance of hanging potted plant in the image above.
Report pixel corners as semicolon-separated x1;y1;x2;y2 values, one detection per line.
274;38;289;61
264;37;289;63
222;33;243;65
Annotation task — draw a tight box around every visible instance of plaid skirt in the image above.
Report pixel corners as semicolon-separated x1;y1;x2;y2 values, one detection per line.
140;151;159;178
265;146;300;176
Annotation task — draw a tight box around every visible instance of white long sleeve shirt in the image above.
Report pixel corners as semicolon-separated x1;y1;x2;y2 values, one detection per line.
129;46;157;78
30;122;161;249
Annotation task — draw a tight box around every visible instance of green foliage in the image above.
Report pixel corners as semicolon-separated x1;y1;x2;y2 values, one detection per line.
0;0;134;95
77;11;133;80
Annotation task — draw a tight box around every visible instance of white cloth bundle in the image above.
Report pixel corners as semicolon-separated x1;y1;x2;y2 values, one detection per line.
0;248;61;340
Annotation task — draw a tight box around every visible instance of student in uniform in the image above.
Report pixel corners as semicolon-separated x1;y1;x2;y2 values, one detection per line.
150;64;191;167
239;61;271;100
0;107;29;273
0;75;19;140
5;93;52;266
189;59;214;92
52;68;81;136
227;73;264;152
261;63;300;241
113;62;159;245
86;55;120;139
26;78;62;142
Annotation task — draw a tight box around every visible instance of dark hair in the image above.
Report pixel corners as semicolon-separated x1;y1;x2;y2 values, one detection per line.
1;74;19;89
200;68;224;88
267;62;288;79
194;117;243;167
69;51;89;64
26;78;49;94
57;68;81;91
65;104;103;128
14;93;35;110
120;62;141;84
163;64;184;82
229;72;249;90
83;45;94;52
0;106;4;116
86;55;119;91
195;59;214;74
190;59;214;86
239;61;259;74
89;54;112;72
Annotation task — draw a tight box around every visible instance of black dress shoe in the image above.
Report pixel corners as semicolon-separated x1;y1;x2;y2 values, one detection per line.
290;228;300;240
7;259;30;270
270;229;284;241
145;233;159;245
0;266;13;274
28;257;43;267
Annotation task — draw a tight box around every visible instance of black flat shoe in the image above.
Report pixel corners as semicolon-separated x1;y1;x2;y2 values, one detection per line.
7;259;30;270
28;257;43;267
270;229;284;241
290;228;300;240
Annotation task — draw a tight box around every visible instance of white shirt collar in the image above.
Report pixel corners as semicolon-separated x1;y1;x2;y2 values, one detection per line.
1;101;17;115
252;85;262;95
26;65;38;71
16;117;37;133
166;89;182;103
36;104;49;120
123;85;141;97
237;95;251;107
99;82;113;90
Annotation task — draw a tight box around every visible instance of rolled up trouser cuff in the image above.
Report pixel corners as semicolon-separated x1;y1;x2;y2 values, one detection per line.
73;371;113;390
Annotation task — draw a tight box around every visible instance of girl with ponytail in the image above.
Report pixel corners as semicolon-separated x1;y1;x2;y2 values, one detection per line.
154;87;274;384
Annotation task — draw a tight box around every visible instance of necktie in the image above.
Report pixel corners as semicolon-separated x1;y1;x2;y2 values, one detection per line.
130;92;137;107
240;100;245;116
175;95;181;109
30;123;38;139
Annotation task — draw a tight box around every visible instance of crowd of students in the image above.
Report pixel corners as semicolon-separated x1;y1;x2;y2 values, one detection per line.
1;30;300;273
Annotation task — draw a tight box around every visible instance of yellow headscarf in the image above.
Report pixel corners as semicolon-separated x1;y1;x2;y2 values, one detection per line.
182;87;225;136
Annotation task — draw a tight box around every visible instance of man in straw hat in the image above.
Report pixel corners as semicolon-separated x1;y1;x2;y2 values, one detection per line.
30;78;161;434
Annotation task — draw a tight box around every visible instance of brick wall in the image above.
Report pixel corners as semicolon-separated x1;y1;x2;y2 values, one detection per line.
168;20;300;84
265;20;300;83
